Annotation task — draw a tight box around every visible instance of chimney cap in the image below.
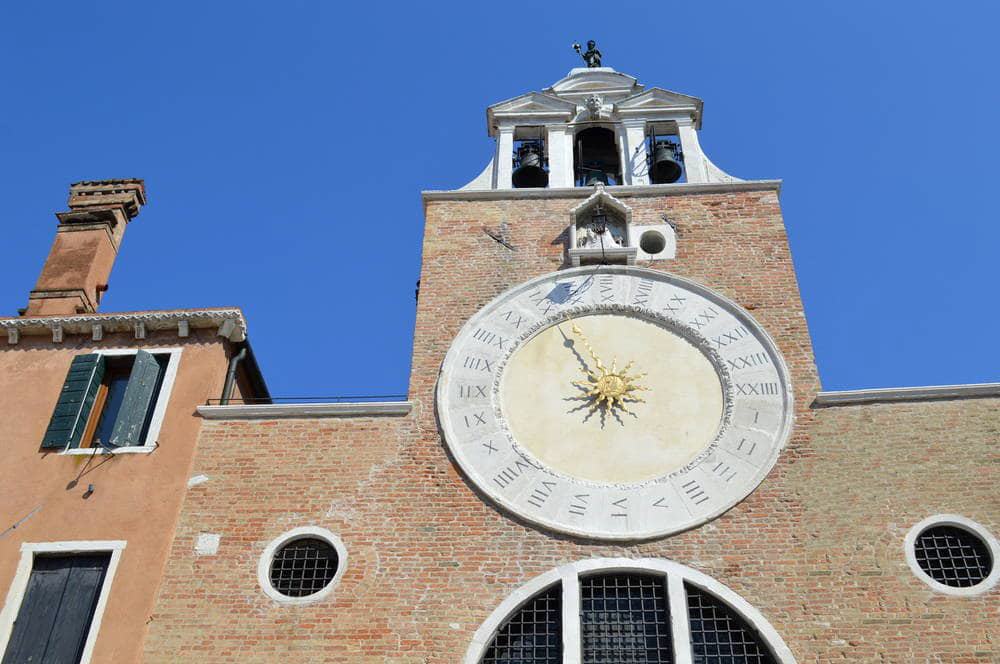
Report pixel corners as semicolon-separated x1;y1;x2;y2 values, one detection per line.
68;179;147;220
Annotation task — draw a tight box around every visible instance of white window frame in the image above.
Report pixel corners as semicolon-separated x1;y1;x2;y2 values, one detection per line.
904;514;1000;597
60;347;182;455
465;557;797;664
257;526;348;605
0;540;126;664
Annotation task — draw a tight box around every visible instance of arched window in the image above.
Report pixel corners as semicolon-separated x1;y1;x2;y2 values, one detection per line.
467;559;796;664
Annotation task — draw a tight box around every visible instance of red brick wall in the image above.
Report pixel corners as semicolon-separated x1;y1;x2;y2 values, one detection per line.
142;188;998;662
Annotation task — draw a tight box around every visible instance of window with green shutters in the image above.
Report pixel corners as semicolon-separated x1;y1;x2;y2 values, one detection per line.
41;350;171;451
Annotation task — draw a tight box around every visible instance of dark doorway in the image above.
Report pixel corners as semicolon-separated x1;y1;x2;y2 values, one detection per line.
2;553;111;664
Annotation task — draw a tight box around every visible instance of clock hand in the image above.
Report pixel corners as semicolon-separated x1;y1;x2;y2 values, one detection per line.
570;323;604;372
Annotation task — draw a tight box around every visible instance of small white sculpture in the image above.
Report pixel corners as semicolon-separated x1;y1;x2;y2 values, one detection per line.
584;94;605;120
577;223;625;249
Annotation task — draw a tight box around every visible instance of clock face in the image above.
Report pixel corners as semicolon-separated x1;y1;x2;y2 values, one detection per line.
437;266;793;541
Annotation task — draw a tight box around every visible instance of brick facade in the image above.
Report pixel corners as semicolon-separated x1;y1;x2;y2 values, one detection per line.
140;187;998;662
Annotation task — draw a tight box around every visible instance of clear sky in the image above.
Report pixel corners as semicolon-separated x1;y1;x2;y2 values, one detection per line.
2;1;997;397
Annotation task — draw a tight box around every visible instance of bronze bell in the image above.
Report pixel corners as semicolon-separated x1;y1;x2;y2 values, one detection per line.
512;143;549;188
584;169;609;186
649;141;683;184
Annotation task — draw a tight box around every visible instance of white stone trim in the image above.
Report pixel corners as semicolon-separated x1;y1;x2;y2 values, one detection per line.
904;515;1000;597
464;558;797;664
814;382;1000;407
423;180;782;202
257;527;348;605
559;565;581;661
62;446;157;456
465;567;564;662
0;308;247;344
0;540;126;664
57;347;182;452
667;572;694;664
197;401;412;419
633;224;677;261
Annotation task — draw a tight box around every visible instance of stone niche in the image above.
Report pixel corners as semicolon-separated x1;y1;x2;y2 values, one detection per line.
566;185;675;266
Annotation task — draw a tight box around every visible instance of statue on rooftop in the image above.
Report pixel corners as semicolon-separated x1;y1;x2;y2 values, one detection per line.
573;40;602;68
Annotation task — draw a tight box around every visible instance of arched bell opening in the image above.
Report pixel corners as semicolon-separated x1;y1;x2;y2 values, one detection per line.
574;126;622;187
647;123;686;184
512;127;549;189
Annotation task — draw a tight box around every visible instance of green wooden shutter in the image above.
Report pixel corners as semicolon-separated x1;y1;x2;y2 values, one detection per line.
41;354;106;449
108;350;163;447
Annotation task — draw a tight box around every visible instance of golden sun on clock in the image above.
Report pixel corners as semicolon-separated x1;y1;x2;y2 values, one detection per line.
502;314;724;484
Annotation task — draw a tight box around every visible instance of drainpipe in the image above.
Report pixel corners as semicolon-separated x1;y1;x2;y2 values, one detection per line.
220;347;248;405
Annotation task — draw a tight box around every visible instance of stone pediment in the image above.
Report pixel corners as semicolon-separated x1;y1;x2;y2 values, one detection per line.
614;88;704;127
546;68;643;103
487;92;578;135
569;183;633;226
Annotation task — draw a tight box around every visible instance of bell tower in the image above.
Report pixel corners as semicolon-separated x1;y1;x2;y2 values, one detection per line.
465;50;740;192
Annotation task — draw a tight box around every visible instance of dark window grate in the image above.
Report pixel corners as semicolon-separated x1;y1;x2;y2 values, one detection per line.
269;538;339;598
482;584;561;664
581;573;673;663
914;525;993;587
686;583;776;664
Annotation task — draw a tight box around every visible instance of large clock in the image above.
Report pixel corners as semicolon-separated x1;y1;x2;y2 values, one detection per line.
437;266;793;541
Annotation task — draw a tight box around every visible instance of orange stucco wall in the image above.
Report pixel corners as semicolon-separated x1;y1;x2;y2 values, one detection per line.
0;328;232;663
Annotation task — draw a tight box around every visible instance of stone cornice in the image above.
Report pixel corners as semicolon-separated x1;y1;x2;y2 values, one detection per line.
813;382;1000;407
423;180;781;202
196;401;413;419
2;308;248;344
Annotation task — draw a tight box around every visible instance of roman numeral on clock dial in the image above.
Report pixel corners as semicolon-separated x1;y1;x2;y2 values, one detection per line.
491;457;534;490
631;279;654;306
472;328;506;350
462;355;494;373
458;384;488;399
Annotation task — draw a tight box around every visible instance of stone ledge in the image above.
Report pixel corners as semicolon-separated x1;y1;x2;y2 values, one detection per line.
813;382;1000;407
196;401;413;419
422;180;782;202
1;308;248;344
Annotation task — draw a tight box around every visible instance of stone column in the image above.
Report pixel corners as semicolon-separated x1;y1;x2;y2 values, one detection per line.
621;119;648;185
676;118;708;184
546;125;574;188
495;125;515;189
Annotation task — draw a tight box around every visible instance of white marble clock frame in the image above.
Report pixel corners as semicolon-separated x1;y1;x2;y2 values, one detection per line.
437;265;794;541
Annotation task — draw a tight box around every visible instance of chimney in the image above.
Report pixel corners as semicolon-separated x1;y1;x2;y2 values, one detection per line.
23;179;147;317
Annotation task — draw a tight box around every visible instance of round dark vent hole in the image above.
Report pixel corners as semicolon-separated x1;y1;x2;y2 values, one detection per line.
639;230;667;255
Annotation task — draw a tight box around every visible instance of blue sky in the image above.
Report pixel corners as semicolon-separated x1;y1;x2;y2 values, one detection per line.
1;1;997;396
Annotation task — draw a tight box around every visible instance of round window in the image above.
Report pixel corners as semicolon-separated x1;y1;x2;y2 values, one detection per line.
639;230;667;255
270;537;338;597
258;527;347;604
905;515;999;596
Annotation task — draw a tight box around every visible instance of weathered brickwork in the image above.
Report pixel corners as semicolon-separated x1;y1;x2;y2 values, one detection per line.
143;188;998;662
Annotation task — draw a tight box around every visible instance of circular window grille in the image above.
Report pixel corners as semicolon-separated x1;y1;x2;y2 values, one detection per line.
269;537;339;598
914;525;993;588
